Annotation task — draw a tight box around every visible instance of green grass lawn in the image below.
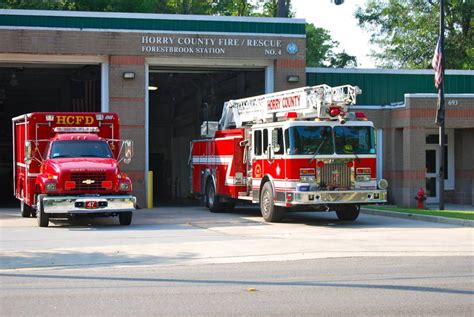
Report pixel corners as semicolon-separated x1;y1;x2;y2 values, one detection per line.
364;205;474;221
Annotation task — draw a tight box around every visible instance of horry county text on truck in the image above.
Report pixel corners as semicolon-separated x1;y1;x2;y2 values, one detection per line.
12;112;136;227
190;84;388;222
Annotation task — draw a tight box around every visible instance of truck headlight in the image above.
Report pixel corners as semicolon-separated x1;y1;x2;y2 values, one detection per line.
356;175;371;182
45;182;57;192
119;182;130;191
300;175;315;183
378;179;388;189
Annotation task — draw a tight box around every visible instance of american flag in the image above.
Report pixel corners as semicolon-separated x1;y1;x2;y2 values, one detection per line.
432;37;443;89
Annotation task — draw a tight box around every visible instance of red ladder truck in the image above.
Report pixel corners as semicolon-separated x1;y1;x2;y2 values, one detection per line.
12;112;136;227
190;84;388;222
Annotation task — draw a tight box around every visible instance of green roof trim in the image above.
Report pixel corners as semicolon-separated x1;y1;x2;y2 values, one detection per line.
307;70;474;105
0;13;305;35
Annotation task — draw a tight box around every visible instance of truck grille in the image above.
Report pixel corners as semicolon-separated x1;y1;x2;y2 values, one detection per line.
70;172;107;191
319;162;352;189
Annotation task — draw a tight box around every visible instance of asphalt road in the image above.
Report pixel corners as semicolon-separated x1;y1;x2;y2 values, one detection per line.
1;204;473;315
1;257;473;316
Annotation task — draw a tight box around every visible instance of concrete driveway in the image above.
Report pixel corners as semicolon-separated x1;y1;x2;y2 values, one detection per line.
1;204;473;270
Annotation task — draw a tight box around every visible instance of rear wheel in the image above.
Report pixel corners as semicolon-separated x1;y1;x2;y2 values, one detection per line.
335;204;360;221
119;212;132;226
260;182;285;222
205;180;224;213
36;196;49;227
20;190;33;218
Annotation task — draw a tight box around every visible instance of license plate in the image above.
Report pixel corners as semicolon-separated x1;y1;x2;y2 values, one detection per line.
85;201;98;209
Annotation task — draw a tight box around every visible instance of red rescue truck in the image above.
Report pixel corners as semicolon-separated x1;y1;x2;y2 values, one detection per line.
12;112;136;227
190;84;388;222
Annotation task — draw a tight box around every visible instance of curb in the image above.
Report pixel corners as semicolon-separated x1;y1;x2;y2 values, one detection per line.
361;208;474;227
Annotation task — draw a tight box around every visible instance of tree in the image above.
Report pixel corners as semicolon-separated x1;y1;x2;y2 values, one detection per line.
355;0;473;69
210;0;256;16
306;23;357;68
0;0;214;14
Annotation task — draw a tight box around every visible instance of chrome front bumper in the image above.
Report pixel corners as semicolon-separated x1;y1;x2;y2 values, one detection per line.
291;189;387;205
42;195;136;214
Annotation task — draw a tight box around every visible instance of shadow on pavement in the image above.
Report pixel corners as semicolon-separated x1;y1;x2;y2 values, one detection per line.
0;250;199;270
1;269;472;296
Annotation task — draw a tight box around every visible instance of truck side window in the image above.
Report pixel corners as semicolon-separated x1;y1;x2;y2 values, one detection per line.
274;128;284;154
254;130;262;156
263;129;268;154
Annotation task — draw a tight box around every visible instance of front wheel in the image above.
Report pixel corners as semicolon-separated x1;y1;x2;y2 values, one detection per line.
37;196;49;227
119;212;132;226
260;182;285;222
335;204;360;221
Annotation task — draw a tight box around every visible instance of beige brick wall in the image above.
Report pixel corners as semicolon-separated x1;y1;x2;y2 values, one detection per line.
108;56;147;205
363;96;474;207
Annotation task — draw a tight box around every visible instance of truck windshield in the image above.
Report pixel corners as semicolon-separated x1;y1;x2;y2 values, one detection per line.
49;140;113;159
334;126;375;155
285;126;333;155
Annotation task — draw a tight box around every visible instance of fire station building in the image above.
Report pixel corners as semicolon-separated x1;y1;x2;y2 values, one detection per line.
1;9;473;207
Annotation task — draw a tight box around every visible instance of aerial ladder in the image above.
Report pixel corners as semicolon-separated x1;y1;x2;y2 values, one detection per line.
219;84;362;130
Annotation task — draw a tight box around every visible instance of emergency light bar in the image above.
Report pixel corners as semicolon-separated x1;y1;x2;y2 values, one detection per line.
53;127;99;133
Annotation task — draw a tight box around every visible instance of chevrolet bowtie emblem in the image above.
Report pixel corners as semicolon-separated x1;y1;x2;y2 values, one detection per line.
82;179;95;185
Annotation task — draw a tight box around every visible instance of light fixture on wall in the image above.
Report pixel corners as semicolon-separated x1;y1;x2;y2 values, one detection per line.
287;75;299;83
148;85;158;91
123;72;135;79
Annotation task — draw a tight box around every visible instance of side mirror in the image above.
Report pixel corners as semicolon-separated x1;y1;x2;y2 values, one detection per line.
267;144;274;161
25;141;32;165
123;140;133;164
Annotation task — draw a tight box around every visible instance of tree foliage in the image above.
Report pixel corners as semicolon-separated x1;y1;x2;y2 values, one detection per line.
355;0;473;69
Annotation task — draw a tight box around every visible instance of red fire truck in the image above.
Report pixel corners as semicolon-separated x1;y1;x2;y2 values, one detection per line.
190;84;388;222
12;112;136;227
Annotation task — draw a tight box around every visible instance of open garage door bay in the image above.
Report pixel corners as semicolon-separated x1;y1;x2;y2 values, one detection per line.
0;63;101;204
148;67;264;205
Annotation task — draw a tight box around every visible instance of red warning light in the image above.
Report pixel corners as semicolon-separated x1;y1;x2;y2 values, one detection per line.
329;107;341;117
355;112;368;120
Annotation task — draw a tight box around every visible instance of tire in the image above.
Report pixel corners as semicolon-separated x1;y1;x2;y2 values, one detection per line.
335;204;360;221
37;196;49;227
20;190;33;218
119;212;132;226
260;182;285;222
205;180;224;213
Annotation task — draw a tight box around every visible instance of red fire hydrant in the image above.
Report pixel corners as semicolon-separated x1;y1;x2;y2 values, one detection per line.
415;187;426;209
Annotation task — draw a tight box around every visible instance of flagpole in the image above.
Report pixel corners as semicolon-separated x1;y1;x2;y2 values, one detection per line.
438;0;445;210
